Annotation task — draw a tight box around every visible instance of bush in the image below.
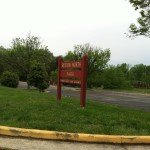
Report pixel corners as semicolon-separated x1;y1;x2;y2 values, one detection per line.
0;71;19;88
28;62;50;92
103;67;131;89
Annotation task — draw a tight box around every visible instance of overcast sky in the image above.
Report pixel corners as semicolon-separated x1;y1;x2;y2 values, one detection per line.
0;0;149;65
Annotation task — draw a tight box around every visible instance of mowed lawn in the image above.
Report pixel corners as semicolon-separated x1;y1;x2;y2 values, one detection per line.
0;85;150;135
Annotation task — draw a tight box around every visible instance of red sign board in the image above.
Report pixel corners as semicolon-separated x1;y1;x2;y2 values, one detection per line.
60;70;81;78
57;55;87;107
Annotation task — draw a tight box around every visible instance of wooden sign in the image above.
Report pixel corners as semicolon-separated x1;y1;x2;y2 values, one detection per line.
57;55;87;107
60;70;81;78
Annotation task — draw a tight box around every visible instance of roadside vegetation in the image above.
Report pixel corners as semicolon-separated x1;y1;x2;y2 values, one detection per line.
0;34;150;91
0;85;150;135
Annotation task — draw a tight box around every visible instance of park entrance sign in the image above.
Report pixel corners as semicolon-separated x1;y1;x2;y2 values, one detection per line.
57;55;87;107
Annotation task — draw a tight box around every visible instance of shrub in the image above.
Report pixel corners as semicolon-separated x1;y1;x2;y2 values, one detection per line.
0;71;19;88
28;62;50;92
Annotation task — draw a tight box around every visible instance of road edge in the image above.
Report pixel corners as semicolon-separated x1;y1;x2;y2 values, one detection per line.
0;126;150;144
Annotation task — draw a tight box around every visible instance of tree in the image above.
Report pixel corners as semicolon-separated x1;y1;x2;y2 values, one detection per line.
31;48;54;76
116;63;131;80
103;66;131;89
27;62;49;92
128;0;150;38
9;33;54;89
64;43;111;87
0;46;6;75
11;34;43;79
144;66;150;84
129;64;150;88
130;64;146;81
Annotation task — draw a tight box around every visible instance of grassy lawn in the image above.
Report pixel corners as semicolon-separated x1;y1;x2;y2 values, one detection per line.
0;85;150;135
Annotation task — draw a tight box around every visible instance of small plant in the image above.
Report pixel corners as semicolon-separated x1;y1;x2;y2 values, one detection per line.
28;62;49;92
0;71;19;88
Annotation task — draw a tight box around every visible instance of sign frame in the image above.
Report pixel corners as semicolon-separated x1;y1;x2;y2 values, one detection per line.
57;55;87;107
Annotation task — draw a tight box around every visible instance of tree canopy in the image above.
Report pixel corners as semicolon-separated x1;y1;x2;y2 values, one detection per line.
64;43;111;87
128;0;150;38
6;34;54;81
0;33;55;90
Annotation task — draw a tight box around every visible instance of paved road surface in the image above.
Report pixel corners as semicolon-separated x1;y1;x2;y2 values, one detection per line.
18;82;150;111
49;87;150;111
0;136;150;150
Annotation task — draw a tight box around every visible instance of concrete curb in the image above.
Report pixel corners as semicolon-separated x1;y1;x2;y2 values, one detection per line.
0;126;150;144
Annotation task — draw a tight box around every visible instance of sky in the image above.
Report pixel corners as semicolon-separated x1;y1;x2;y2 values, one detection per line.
0;0;149;65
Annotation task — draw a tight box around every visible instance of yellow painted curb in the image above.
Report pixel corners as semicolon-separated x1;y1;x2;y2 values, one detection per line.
0;126;150;144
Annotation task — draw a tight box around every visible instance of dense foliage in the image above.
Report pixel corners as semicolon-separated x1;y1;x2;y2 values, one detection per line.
0;71;19;88
28;62;50;92
0;35;150;90
103;63;150;89
102;66;131;89
0;34;55;80
0;34;56;90
65;43;111;88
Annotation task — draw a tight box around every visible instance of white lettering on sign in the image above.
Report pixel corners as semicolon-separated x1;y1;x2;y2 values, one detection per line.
61;63;71;68
72;62;81;68
61;61;81;68
60;79;81;85
67;72;74;76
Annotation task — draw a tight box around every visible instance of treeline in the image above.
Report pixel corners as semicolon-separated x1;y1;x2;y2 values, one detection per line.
0;34;57;91
0;35;56;81
96;64;150;89
0;34;150;90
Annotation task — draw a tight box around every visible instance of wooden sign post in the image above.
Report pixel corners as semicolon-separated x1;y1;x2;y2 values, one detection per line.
57;55;87;107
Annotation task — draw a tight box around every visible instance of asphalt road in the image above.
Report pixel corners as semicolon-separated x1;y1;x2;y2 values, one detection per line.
46;86;150;112
19;82;150;111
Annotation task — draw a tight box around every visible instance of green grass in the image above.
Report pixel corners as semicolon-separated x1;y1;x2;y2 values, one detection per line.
0;86;150;135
